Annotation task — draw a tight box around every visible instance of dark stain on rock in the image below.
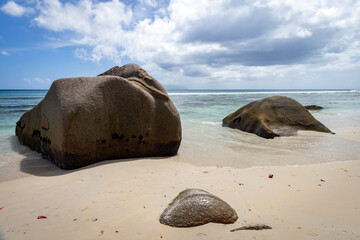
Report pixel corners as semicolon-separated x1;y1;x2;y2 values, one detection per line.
17;121;26;131
132;135;136;138
41;136;50;145
111;133;124;140
154;141;181;156
32;130;40;137
138;135;143;140
234;116;242;123
31;129;51;146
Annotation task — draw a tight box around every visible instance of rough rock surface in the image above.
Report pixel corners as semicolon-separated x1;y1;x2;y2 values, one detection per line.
222;96;332;139
159;189;238;227
98;64;167;94
16;64;182;169
305;105;323;110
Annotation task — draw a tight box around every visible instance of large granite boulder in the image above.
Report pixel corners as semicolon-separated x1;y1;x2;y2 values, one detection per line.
222;96;332;139
16;64;182;169
160;189;238;227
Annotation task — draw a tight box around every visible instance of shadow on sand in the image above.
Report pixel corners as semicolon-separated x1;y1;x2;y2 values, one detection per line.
0;229;6;240
10;136;169;178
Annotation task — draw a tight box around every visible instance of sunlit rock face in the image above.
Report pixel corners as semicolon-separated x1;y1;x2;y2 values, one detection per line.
16;64;182;169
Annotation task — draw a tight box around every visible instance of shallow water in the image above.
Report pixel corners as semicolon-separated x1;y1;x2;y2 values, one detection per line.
0;89;359;181
177;119;360;168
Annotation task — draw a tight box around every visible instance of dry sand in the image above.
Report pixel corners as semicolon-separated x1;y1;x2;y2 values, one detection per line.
0;130;360;240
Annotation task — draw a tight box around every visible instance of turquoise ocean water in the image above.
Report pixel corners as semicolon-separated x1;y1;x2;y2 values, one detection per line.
1;89;360;180
169;89;360;123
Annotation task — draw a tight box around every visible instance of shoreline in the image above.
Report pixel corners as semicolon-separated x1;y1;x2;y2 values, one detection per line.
1;123;360;183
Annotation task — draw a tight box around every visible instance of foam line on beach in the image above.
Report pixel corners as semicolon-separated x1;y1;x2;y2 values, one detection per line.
168;90;359;96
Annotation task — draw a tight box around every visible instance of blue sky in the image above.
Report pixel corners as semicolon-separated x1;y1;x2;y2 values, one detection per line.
0;0;359;89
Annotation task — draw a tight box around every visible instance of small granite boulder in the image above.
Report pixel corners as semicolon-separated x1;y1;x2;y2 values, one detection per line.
16;64;182;169
305;105;323;110
222;96;332;139
160;189;238;227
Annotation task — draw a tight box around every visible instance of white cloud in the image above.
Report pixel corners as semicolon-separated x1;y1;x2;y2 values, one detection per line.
9;0;360;88
272;25;312;39
1;50;10;56
34;0;132;62
140;0;158;8
74;45;121;63
1;1;34;17
34;0;132;33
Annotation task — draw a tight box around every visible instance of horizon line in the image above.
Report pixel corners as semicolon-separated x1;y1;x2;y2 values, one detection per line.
0;88;359;91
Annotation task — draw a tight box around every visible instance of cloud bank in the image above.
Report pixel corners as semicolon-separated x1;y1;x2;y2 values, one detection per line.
2;0;360;88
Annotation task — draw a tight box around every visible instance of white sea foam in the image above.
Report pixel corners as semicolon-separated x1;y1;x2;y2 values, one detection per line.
168;90;357;96
186;120;221;125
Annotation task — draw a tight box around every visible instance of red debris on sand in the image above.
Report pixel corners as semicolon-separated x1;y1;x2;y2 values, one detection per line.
37;216;47;219
269;174;274;178
0;207;3;211
203;171;209;173
217;165;223;168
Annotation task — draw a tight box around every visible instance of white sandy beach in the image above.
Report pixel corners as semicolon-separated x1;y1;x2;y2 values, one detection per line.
0;126;359;240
